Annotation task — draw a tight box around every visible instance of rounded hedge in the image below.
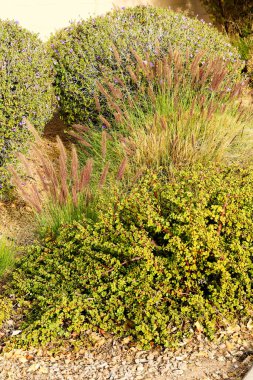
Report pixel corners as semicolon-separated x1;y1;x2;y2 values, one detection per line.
4;164;253;348
0;20;56;193
49;5;241;126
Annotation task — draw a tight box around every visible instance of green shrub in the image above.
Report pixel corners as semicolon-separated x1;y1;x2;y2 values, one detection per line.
4;164;253;348
231;35;253;61
201;0;253;82
0;20;56;195
230;35;253;85
49;5;241;126
200;0;253;36
0;298;12;328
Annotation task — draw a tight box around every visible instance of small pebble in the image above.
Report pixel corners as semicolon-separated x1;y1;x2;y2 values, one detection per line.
173;369;184;375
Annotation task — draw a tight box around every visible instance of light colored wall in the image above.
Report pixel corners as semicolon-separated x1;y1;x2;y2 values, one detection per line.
1;0;210;40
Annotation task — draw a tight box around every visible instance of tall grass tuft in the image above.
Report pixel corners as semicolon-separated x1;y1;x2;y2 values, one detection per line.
69;123;127;184
9;121;127;236
0;237;15;277
70;49;252;178
94;49;252;170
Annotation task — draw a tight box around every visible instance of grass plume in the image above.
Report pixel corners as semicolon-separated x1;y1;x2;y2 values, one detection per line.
10;120;128;235
94;49;252;170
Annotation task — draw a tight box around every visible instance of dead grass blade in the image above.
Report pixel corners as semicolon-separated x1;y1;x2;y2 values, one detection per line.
116;157;128;180
101;130;107;159
57;136;69;204
99;162;110;188
79;158;93;191
71;144;79;207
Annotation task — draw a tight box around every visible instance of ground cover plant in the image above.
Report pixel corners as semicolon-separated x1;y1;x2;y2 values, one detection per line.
1;164;253;349
0;20;56;196
48;5;241;126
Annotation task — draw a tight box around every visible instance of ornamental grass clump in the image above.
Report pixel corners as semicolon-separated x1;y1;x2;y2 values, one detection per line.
0;20;56;196
67;123;129;184
71;49;252;174
48;5;241;126
9;121;128;235
2;164;253;349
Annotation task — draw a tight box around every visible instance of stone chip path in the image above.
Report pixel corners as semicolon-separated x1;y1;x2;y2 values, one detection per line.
0;324;252;380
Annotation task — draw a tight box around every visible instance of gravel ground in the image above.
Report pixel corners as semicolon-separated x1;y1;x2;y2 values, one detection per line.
0;200;34;246
0;324;252;380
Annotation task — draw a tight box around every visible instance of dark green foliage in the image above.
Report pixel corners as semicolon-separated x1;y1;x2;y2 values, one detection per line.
48;6;241;126
0;20;56;195
231;35;253;61
201;0;253;36
4;164;253;348
201;1;253;83
0;298;12;327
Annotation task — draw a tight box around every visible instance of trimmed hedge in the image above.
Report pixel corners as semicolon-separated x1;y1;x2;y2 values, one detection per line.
49;6;241;126
0;20;56;194
3;164;253;348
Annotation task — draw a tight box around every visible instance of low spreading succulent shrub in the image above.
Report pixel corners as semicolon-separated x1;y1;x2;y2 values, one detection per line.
48;5;241;126
3;164;253;349
0;20;56;195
